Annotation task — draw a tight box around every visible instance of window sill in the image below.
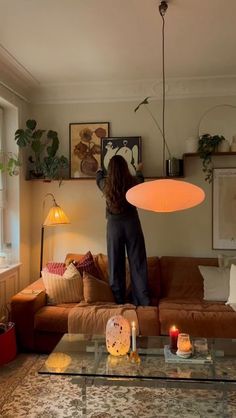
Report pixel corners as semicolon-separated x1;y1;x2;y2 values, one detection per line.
0;263;21;276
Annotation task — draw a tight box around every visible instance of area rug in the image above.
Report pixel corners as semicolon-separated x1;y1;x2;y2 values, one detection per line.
0;354;235;418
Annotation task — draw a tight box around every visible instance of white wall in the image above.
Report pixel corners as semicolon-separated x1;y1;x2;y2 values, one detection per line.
27;96;236;282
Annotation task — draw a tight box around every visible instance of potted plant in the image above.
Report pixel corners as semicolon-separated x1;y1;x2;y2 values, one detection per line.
134;97;183;177
198;133;225;183
14;119;69;181
0;152;21;176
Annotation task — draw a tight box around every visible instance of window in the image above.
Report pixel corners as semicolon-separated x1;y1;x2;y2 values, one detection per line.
0;107;5;250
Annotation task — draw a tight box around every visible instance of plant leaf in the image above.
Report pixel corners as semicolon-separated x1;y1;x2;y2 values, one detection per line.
26;120;37;130
134;97;150;112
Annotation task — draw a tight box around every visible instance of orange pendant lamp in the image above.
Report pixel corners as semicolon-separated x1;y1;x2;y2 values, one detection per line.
126;179;205;213
126;1;205;213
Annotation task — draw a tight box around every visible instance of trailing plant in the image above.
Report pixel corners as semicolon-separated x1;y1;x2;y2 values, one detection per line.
198;133;225;183
0;152;21;176
14;119;69;181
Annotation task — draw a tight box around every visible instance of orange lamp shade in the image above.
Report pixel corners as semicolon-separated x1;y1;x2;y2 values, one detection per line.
126;179;205;213
43;205;70;226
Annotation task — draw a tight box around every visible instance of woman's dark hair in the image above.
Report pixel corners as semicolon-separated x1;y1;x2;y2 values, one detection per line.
104;155;136;213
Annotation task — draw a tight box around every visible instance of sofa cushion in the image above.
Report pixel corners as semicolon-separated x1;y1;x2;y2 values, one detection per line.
136;306;159;336
160;257;218;299
159;298;236;338
83;272;115;303
94;253;131;299
94;253;109;282
198;265;230;301
42;263;83;304
34;304;76;333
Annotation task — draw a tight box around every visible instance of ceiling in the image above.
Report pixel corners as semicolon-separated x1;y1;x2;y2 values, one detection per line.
1;0;236;102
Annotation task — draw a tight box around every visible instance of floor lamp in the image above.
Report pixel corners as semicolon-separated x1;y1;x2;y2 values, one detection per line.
40;193;70;276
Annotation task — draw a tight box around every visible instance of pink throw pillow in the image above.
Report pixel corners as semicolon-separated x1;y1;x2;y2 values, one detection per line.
46;262;66;276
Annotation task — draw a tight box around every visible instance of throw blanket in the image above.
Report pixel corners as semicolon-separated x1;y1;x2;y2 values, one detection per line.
68;302;139;335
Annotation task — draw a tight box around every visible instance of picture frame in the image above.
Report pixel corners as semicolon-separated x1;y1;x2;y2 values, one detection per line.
213;167;236;249
69;122;110;178
101;136;142;175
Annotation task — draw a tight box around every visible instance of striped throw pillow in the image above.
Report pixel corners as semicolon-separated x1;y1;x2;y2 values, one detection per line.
42;263;83;305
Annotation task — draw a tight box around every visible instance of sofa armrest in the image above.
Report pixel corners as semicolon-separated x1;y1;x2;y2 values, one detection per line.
11;283;46;351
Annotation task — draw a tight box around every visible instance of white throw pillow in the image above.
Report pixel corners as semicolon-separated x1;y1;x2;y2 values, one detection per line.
198;265;230;301
42;263;83;305
226;264;236;305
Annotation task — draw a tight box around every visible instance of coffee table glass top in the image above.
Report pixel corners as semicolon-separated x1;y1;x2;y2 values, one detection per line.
39;334;236;385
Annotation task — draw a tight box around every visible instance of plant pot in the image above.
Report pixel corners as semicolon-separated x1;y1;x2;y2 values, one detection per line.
0;322;17;365
29;170;44;179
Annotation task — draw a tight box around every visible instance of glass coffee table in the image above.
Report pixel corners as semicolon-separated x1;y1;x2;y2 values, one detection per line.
39;334;236;416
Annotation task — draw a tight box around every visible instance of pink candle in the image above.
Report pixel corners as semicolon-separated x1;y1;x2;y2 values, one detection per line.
169;325;179;351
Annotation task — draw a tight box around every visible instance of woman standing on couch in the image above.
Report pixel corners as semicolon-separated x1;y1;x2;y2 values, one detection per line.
96;155;150;306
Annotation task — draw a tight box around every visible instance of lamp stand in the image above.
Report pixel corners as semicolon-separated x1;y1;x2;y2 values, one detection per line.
40;226;45;276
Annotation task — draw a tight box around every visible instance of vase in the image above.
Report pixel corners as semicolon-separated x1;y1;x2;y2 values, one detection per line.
185;137;198;153
166;158;183;177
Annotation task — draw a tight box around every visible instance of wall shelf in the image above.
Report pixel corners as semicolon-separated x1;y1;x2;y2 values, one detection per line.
26;153;236;182
183;152;236;157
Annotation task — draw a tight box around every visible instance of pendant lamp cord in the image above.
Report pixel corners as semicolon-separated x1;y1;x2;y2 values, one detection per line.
159;1;168;176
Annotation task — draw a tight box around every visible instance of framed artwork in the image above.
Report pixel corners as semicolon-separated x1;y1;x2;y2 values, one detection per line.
213;167;236;249
101;136;142;175
69;122;110;178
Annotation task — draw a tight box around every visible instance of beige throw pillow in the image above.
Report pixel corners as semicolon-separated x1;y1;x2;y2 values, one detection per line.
83;272;115;303
198;265;230;301
42;263;83;304
226;264;236;307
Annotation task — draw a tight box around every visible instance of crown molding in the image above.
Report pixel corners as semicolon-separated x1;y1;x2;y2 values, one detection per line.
0;45;236;104
0;44;39;102
30;76;236;104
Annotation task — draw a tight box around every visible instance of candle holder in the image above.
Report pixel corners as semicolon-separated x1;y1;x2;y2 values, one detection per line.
176;333;192;358
129;350;141;364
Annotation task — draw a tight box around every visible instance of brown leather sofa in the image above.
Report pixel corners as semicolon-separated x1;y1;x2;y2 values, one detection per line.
11;254;236;353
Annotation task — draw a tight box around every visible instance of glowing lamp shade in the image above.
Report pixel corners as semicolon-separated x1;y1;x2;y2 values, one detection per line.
126;179;205;213
40;193;70;275
106;315;131;356
43;205;70;226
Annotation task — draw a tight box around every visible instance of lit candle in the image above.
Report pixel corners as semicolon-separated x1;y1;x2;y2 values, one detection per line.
169;325;179;351
131;321;136;352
